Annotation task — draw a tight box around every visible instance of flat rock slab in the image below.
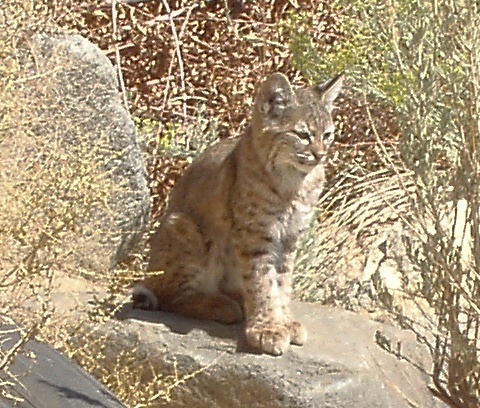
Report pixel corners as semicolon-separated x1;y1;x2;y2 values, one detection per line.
0;324;125;408
113;301;447;408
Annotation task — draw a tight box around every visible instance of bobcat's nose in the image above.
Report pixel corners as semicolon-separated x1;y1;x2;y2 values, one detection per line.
296;148;325;166
311;145;326;163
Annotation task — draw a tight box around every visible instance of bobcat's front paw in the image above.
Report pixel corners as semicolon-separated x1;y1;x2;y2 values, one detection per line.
288;320;307;345
245;324;291;356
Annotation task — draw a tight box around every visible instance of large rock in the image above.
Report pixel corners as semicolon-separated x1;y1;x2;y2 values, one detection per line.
112;302;447;408
4;34;150;271
0;323;125;408
37;33;150;269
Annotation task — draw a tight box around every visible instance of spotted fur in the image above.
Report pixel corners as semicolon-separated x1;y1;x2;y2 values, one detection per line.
133;72;343;355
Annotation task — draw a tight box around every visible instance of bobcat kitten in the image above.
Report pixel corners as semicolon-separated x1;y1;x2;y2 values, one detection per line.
133;72;343;356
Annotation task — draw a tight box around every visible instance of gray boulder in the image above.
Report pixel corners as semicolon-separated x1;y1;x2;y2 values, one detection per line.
0;323;126;408
21;34;150;270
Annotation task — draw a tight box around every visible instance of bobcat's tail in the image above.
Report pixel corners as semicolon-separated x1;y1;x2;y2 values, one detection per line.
132;285;159;310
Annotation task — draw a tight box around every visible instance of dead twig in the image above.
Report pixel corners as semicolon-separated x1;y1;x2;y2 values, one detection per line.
158;0;193;124
111;0;129;113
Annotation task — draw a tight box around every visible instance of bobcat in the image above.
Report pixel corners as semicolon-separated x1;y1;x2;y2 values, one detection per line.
133;72;343;356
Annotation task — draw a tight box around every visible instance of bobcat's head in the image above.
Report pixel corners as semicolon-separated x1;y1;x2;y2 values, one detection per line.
251;72;343;176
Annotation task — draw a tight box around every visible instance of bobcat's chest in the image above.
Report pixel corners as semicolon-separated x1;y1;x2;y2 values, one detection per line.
279;171;324;251
290;200;314;230
279;199;314;250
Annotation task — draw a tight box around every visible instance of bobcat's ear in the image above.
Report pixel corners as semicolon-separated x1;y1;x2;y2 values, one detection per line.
315;73;344;112
254;73;295;119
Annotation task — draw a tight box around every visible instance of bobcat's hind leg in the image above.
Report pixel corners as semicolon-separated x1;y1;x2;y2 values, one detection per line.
132;283;243;324
133;212;243;324
164;292;243;324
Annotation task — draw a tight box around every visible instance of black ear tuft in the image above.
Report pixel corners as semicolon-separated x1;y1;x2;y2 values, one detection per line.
315;73;344;111
254;73;295;118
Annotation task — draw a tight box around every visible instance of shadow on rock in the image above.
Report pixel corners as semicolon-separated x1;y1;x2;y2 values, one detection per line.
115;302;259;353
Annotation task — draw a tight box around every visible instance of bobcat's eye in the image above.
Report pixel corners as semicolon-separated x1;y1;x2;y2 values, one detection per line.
323;131;335;145
294;129;311;140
